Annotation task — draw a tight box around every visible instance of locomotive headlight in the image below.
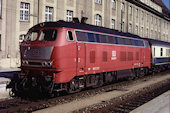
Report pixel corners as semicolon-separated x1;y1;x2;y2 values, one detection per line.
22;60;28;65
47;61;52;67
42;61;52;67
42;61;47;67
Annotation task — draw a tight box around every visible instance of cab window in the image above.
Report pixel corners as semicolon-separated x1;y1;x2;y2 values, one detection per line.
67;31;74;41
39;29;57;41
25;30;39;41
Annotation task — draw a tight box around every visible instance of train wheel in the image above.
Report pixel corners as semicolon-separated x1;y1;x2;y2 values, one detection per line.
9;89;15;97
138;68;145;77
92;74;104;88
128;70;135;80
67;78;80;93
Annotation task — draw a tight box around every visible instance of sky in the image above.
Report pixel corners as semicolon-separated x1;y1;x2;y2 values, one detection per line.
162;0;170;9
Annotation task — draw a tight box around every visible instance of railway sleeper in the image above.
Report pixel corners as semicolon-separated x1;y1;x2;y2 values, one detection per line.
117;105;136;111
112;107;129;113
124;102;141;107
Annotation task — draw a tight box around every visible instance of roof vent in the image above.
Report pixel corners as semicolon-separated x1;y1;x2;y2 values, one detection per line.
73;17;88;24
73;18;80;23
81;17;88;24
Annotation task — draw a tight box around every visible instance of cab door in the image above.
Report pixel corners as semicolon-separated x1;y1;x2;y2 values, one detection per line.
140;48;145;67
77;43;86;75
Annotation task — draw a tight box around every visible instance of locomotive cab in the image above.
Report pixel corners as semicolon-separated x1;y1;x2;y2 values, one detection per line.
21;28;58;68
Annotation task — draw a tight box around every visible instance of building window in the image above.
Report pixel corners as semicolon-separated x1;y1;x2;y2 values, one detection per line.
121;22;124;32
19;34;25;44
95;14;102;26
151;16;153;23
136;9;138;19
121;3;125;12
111;19;115;29
66;10;73;22
155;18;157;26
45;6;53;22
159;19;161;27
141;11;144;21
151;30;153;38
141;27;143;37
112;0;116;9
135;25;138;35
146;28;149;37
147;14;149;23
95;0;102;4
20;2;30;21
129;23;132;33
159;32;161;39
129;6;132;15
0;0;2;18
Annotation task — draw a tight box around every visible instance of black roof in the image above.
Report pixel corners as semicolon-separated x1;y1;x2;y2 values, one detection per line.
142;37;170;48
31;20;142;38
31;20;170;47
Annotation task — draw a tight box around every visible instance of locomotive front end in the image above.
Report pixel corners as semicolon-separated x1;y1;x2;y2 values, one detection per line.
7;25;59;97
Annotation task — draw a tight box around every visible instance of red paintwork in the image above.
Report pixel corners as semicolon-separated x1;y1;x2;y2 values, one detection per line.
21;27;151;83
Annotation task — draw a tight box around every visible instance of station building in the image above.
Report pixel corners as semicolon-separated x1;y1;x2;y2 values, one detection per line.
0;0;169;68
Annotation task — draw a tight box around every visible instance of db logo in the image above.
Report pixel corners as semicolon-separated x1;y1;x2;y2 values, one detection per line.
32;49;40;56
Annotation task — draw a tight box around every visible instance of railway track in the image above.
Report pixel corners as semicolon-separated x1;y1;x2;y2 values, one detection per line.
0;70;169;113
80;78;170;113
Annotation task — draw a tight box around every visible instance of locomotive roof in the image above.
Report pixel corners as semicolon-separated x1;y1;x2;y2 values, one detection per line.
142;38;170;48
31;20;170;47
31;20;141;39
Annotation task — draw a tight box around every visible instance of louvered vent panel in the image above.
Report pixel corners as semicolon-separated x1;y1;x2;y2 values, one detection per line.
128;52;133;61
120;51;126;61
90;51;95;63
103;51;107;62
136;52;139;60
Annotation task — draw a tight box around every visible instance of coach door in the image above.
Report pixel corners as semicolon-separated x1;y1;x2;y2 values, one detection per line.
77;43;86;75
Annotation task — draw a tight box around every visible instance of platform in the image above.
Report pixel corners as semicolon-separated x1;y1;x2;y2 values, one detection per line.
0;68;20;99
130;91;170;113
0;68;20;79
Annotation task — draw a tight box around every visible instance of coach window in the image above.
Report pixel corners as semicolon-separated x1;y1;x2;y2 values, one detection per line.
67;31;74;41
166;49;168;56
160;48;163;56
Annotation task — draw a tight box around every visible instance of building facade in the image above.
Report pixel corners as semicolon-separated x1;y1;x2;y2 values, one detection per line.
0;0;170;68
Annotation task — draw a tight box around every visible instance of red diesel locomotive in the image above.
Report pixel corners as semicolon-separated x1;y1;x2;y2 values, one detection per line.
7;20;151;96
